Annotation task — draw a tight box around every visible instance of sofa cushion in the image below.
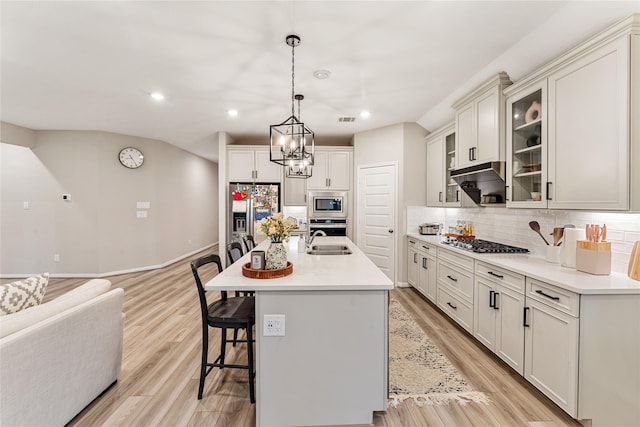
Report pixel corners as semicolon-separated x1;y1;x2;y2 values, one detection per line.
0;273;49;316
0;279;111;339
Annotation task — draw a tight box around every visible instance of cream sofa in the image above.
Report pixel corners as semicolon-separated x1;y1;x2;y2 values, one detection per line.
0;279;124;427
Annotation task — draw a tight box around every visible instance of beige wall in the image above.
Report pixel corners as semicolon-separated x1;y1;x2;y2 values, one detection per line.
353;122;427;285
1;126;218;276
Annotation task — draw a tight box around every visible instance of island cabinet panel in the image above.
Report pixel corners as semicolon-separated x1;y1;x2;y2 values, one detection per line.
256;290;388;427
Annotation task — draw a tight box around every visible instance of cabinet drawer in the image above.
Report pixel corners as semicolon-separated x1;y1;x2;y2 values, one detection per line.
437;285;473;333
476;261;525;293
438;260;473;301
416;241;436;255
438;247;474;271
526;278;579;317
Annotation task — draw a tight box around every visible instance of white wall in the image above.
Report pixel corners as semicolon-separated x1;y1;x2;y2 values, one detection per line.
407;206;640;275
0;127;218;277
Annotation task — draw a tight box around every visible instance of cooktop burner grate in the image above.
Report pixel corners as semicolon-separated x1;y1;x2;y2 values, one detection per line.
442;238;529;254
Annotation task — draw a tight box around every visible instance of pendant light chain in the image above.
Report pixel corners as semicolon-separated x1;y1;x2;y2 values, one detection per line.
291;39;296;119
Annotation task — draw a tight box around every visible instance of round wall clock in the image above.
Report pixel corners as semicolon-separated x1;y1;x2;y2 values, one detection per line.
118;147;144;169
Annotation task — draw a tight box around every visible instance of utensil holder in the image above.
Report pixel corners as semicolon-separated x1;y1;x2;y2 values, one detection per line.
575;241;611;275
629;241;640;281
561;228;585;268
545;246;561;263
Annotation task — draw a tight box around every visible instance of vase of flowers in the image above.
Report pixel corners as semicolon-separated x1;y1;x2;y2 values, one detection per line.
258;213;299;270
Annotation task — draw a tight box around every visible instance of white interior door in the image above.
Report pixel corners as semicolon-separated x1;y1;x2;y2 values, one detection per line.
357;163;397;283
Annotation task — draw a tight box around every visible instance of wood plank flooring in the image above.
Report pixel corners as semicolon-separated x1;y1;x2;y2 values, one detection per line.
6;249;581;426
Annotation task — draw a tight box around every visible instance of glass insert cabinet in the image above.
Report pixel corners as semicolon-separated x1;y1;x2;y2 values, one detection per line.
506;83;547;207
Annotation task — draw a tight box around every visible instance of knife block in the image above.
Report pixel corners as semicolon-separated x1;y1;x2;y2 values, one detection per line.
576;241;611;275
629;241;640;281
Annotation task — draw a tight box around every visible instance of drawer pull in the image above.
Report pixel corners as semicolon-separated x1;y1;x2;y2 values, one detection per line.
493;292;499;310
523;307;530;327
421;245;430;251
446;275;458;282
489;290;495;308
409;240;415;244
447;302;457;310
535;289;560;301
488;271;504;279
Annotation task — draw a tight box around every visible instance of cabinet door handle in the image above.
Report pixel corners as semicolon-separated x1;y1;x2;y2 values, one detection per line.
546;182;552;200
422;258;428;269
489;290;495;308
456;190;460;202
488;271;504;279
468;148;473;161
505;185;510;202
492;292;499;310
439;191;443;203
535;289;560;301
446;275;458;282
447;302;457;310
413;253;418;263
523;307;530;327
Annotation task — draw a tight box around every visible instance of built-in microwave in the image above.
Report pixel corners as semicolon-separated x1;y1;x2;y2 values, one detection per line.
308;191;348;219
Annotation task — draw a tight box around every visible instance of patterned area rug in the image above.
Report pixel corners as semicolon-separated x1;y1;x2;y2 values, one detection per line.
388;299;490;407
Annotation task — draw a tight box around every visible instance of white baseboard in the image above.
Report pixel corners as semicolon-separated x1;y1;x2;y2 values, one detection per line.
0;242;218;279
396;281;411;288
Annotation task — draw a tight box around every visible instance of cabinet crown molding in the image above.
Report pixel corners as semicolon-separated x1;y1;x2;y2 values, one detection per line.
424;122;455;142
451;72;512;110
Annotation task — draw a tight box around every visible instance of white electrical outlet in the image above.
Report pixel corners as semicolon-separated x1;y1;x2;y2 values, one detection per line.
263;314;285;336
54;254;60;262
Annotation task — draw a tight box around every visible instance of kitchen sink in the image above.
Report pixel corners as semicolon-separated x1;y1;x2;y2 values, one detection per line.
306;244;352;255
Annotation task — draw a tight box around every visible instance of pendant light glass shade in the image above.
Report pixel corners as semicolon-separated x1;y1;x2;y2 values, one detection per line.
269;34;314;172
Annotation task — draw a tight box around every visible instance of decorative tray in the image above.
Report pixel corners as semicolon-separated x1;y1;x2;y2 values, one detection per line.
444;233;476;239
242;262;293;279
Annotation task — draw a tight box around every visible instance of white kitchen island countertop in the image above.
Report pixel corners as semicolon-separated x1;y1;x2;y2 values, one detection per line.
407;233;640;295
205;236;393;291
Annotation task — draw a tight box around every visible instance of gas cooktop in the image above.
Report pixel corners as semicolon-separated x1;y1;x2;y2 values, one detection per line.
442;238;529;254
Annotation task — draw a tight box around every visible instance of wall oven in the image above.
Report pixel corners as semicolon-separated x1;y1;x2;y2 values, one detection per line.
309;218;348;236
308;191;348;219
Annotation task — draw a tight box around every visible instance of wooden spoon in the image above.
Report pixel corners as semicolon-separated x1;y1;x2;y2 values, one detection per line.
550;227;564;246
529;221;550;245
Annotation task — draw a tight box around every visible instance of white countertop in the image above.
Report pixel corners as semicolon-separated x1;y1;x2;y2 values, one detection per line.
407;233;640;295
205;236;394;292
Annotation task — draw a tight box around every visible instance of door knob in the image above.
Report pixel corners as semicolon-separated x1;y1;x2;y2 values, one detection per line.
388;229;394;234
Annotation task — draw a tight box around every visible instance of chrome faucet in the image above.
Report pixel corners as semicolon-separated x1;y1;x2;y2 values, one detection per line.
306;229;327;248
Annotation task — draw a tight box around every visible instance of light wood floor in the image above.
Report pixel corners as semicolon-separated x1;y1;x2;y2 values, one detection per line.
12;249;581;427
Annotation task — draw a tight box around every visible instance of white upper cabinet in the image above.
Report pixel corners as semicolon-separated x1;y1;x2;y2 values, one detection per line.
426;123;469;207
228;147;282;183
504;15;639;210
283;175;307;206
453;72;512;169
547;36;629;210
307;148;352;190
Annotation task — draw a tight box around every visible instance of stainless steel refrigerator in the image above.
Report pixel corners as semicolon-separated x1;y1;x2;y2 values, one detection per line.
228;182;281;245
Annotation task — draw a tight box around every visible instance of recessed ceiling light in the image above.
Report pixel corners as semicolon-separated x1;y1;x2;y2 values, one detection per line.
313;69;331;79
360;111;371;119
227;109;238;117
150;92;165;101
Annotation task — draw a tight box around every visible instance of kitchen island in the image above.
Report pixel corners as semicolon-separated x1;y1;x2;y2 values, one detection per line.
205;236;393;427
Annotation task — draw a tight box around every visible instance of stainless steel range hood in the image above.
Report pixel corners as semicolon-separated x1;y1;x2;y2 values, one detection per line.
450;161;506;205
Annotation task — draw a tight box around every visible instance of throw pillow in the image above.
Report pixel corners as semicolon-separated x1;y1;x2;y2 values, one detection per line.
0;273;50;316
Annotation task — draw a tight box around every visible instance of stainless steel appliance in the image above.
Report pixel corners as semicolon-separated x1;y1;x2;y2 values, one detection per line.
309;218;348;236
308;191;348;219
229;183;280;243
442;238;529;254
419;223;441;235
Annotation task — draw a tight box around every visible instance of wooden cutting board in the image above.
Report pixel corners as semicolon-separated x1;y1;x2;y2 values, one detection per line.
629;241;640;281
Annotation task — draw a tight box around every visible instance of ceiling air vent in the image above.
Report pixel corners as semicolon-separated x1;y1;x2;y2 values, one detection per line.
338;117;356;122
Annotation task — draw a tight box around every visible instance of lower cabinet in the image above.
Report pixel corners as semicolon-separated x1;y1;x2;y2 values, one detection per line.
524;278;579;417
407;238;436;302
437;248;474;333
474;262;525;374
407;242;418;287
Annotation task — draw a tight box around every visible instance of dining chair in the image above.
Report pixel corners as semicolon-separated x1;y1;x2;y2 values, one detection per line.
242;235;256;253
190;254;255;403
227;241;244;265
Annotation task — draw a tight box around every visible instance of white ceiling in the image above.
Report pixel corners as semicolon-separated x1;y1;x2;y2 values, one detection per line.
2;1;638;162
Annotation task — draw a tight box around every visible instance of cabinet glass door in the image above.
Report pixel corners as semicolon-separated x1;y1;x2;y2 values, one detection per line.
444;132;460;204
510;89;544;204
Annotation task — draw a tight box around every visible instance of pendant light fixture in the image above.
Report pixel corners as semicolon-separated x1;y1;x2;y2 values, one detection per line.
285;94;313;179
270;34;314;173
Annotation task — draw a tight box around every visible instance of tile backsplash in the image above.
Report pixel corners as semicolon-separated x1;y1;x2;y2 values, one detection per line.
407;206;640;274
